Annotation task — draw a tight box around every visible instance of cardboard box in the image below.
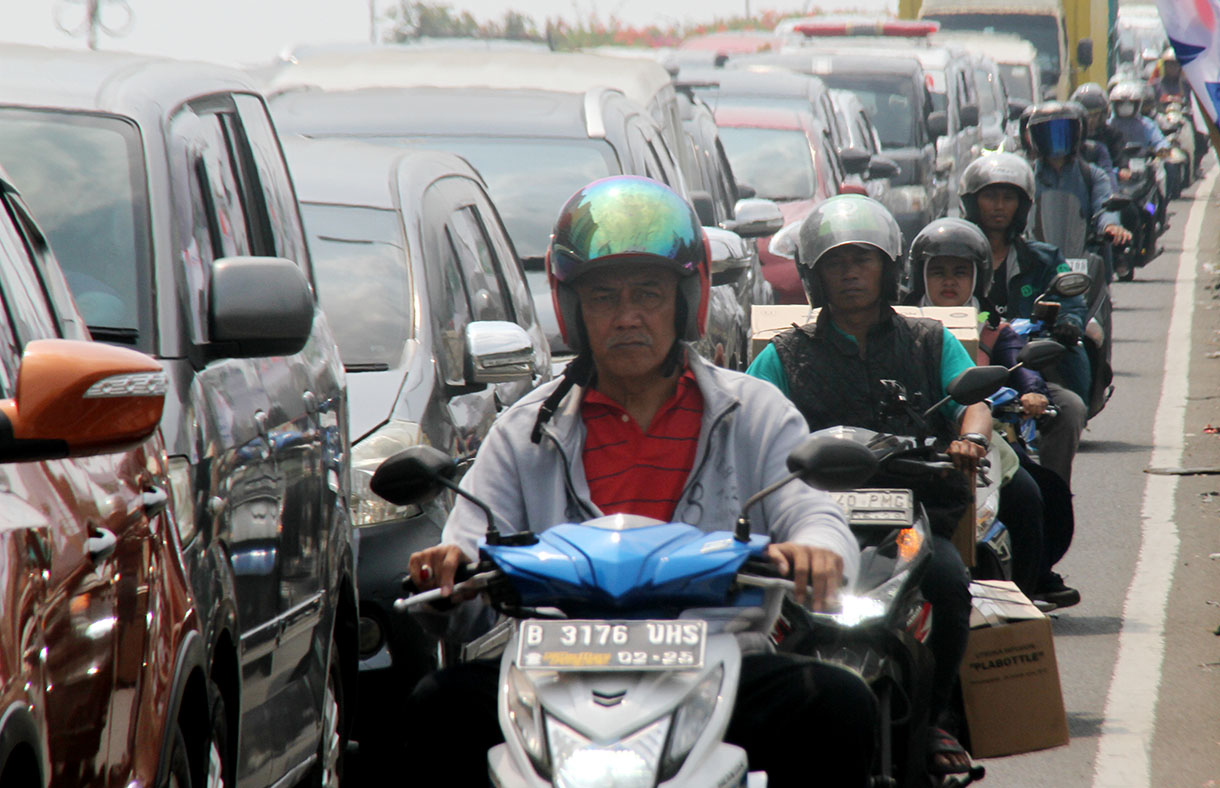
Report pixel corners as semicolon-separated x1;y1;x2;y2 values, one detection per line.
748;305;979;362
959;581;1069;759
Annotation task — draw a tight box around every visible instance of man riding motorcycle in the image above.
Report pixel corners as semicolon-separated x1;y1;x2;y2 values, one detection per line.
1073;81;1127;167
404;175;875;787
1153;47;1210;177
1110;81;1171;158
959;153;1089;489
905;217;1081;608
1068;100;1118;188
745;195;983;777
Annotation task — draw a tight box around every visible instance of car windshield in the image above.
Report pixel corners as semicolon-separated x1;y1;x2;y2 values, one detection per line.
300;203;411;371
999;64;1034;102
378;136;619;261
0;108;151;347
718;127;816;201
924;13;1061;82
815;75;917;148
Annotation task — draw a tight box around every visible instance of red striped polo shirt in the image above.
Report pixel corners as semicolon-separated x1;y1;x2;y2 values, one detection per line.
581;369;704;522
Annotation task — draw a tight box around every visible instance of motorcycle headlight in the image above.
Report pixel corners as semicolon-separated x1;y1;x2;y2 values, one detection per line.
826;572;910;627
767;220;803;260
507;665;548;768
548;715;669;788
350;419;424;527
661;665;724;779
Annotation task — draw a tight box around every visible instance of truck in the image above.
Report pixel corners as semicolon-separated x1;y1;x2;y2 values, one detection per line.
902;0;1114;98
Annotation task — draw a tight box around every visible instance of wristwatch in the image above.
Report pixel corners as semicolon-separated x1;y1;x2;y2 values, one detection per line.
959;432;990;451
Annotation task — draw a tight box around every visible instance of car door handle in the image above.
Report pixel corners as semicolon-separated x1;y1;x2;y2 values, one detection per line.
141;486;169;518
87;527;117;562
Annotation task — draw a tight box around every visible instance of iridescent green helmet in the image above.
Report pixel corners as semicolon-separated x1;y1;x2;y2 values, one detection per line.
795;194;903;307
547;175;709;353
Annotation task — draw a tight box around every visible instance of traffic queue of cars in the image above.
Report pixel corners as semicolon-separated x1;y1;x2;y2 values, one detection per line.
0;19;1038;785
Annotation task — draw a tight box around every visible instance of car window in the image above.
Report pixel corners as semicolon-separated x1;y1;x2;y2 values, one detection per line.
719;126;817;201
816;74;917;148
974;69;998;119
448;206;511;323
468;189;535;332
999;64;1034;102
232;94;311;276
1;191;86;341
0;198;58;350
300;203;411;371
0;108;151;347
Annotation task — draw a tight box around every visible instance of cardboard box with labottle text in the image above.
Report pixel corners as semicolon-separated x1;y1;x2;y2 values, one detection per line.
959;581;1069;759
748;305;979;362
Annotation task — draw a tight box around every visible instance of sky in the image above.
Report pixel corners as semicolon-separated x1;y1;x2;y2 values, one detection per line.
0;0;890;67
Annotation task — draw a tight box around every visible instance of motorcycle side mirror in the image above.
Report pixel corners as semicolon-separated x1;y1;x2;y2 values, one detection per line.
371;445;457;507
1048;270;1091;298
372;445;502;541
945;365;1010;406
786;435;879;492
1014;339;1065;371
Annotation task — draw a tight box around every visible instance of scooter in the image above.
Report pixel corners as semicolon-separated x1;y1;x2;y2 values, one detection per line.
376;437;877;788
773;364;1011;788
1155;99;1195;197
1114;143;1168;278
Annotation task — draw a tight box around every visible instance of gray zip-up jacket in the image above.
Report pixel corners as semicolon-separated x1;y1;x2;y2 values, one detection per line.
436;350;859;641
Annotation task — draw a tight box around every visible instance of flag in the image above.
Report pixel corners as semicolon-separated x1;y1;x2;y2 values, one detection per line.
1156;0;1220;122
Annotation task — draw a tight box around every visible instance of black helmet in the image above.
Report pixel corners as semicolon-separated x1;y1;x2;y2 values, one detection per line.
906;218;993;304
959;152;1035;241
1027;101;1083;158
547;175;709;353
1071;82;1109;135
795;194;903;308
1017;102;1037;156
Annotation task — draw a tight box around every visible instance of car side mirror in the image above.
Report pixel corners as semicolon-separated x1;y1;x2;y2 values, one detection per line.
209;257;314;361
370;445;458;507
786;435;879;491
1077;38;1094;69
959;103;980;128
0;339;166;462
927;110;949;139
725;198;784;238
1015;339;1066;371
868;154;901;180
705;226;752;285
946;365;1009;405
840;147;872;176
689;189;717;226
1007;98;1030;122
464;321;535;385
736;182;757;199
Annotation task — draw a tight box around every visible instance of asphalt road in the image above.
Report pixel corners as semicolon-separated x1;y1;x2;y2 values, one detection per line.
979;165;1220;787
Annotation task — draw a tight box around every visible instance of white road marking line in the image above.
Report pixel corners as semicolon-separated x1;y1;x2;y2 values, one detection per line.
1090;171;1217;787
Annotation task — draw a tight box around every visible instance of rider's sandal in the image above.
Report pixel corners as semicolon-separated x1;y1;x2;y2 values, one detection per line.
927;727;975;776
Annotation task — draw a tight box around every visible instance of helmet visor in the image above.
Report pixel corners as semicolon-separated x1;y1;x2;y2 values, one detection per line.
550;177;703;283
1029;117;1078;158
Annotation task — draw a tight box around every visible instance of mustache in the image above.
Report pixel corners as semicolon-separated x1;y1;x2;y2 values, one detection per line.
606;333;654;349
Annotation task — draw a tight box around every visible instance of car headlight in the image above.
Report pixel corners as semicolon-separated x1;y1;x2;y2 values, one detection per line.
767;220;803;260
166;456;197;544
661;665;724;779
350;419;424;527
507;665;548;768
549;715;669;788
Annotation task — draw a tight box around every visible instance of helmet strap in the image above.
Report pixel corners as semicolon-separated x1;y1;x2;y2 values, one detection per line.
530;351;593;444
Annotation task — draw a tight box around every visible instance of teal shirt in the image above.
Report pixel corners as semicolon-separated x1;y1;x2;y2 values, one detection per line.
746;326;974;423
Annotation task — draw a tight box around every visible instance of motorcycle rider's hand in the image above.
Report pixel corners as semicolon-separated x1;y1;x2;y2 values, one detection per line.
1052;320;1082;347
766;542;842;612
1020;392;1049;417
948;439;987;475
1104;223;1132;246
409;544;471;598
1118;168;1131;182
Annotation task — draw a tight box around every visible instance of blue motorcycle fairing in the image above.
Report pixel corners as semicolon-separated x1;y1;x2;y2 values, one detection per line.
479;516;772;618
988;386;1019;409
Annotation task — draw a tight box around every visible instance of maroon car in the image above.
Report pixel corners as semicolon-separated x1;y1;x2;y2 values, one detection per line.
715;105;846;303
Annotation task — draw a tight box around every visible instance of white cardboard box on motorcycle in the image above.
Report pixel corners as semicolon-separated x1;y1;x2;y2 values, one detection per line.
959;580;1069;759
749;305;980;362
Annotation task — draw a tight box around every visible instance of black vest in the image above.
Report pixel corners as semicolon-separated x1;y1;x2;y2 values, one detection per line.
771;307;956;441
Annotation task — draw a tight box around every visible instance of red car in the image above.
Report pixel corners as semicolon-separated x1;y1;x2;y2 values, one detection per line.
715;106;848;303
0;174;208;788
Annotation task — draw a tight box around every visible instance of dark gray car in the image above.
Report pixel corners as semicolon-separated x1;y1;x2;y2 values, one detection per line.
280;136;549;764
0;43;356;788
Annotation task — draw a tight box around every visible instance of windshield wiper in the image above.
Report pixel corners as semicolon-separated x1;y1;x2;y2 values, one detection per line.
87;326;139;345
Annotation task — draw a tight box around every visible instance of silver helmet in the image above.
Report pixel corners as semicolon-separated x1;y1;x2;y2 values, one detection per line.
795;194;903;307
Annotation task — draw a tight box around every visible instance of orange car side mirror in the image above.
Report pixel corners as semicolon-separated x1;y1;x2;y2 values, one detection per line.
0;339;167;462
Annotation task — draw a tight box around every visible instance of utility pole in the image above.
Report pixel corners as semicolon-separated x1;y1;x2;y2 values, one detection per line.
54;0;134;50
369;0;377;43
